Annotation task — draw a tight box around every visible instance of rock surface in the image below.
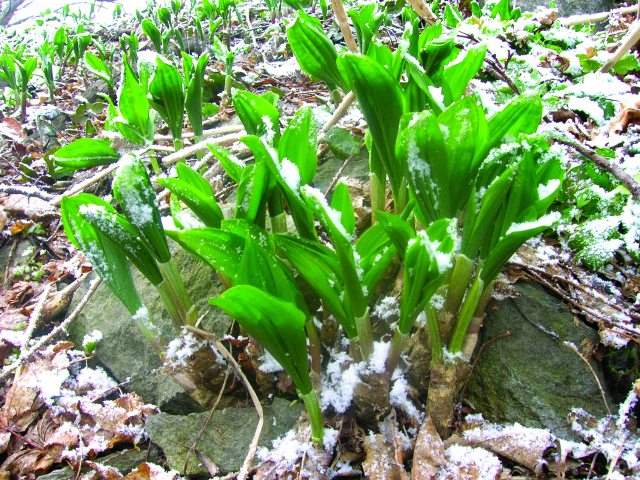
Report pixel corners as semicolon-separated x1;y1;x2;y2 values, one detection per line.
465;281;613;441
514;0;614;17
67;241;232;414
145;397;305;475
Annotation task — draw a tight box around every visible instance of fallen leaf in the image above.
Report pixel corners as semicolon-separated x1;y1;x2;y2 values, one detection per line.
0;208;6;231
362;434;409;480
436;445;502;480
446;418;552;470
0;118;26;142
1;195;58;222
10;220;34;236
412;417;445;480
123;463;179;480
610;100;640;134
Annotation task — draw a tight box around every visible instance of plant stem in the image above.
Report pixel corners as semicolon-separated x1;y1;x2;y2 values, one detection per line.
370;171;385;225
385;327;408;377
448;275;484;353
443;254;474;317
301;389;324;445
355;307;373;360
426;302;443;363
158;258;197;326
157;280;184;333
305;319;322;374
174;138;184;155
268;189;287;234
394;178;409;215
132;306;167;358
20;89;27;121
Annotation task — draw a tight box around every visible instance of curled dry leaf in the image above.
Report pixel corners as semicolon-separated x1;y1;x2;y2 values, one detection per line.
610;100;640;134
536;9;557;25
1;195;58;222
0;118;26;142
362;433;409;480
412;417;445;480
445;418;552;470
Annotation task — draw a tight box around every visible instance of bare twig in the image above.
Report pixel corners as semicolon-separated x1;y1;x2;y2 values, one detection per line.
599;20;640;74
15;283;53;378
323;148;363;196
458;333;512;404
49;164;119;207
0;275;99;382
317;91;356;150
564;342;611;415
543;127;640;201
185;326;263;480
2;240;17;293
162;132;244;165
561;5;639;26
154;125;244;142
405;0;438;25
183;366;231;475
329;0;359;53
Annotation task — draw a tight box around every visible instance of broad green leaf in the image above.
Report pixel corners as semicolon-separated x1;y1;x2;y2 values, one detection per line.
177;227;244;279
481;92;543;161
149;56;185;143
52;138;119;170
156;165;223;228
279;107;316;185
419;37;457;84
287;11;347;92
338;53;405;204
325;126;361;161
208;143;245;183
117;62;151;145
84;52;113;89
233;90;280;146
275;233;356;338
234;161;271;223
331;181;355;237
185;53;209;139
113;155;171;262
375;210;415;260
61;195;142;315
396;110;448;224
77;197;164;286
439;96;489;214
210;285;313;394
442;42;487;107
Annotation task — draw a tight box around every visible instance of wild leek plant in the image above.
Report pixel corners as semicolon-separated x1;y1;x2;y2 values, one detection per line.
0;54;21;114
148;56;185;151
84;52;114;94
38;41;57;105
51;138;119;175
182;52;209;147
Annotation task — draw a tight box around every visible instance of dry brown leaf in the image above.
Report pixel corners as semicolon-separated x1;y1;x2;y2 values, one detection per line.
9;220;33;236
436;445;502;480
412;418;445;480
0;118;26;141
446;419;551;470
0;432;11;455
1;195;58;222
123;463;178;480
610;100;640;134
0;208;7;232
536;9;557;25
362;434;409;480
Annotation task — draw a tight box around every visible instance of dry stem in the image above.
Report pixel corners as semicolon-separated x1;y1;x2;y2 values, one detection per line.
185;326;263;480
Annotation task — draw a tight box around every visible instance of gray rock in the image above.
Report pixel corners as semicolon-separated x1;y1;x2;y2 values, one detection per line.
465;281;614;441
145;397;305;475
67;240;233;414
513;0;614;17
313;149;370;198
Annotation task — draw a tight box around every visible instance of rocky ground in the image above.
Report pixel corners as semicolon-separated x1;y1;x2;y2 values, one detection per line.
1;0;640;478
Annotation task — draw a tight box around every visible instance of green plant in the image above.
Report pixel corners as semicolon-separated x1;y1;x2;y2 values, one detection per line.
85;51;114;93
148;56;186;151
38;40;57;105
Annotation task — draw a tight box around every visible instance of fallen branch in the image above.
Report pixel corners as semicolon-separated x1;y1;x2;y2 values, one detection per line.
154;124;244;142
329;0;359;53
598;19;640;74
564;341;612;415
162;132;244;165
186;326;263;480
49;163;119;206
17;282;53;379
0;185;54;201
0;275;99;382
406;0;438;25
543;127;640;201
183;365;231;476
561;5;639;26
